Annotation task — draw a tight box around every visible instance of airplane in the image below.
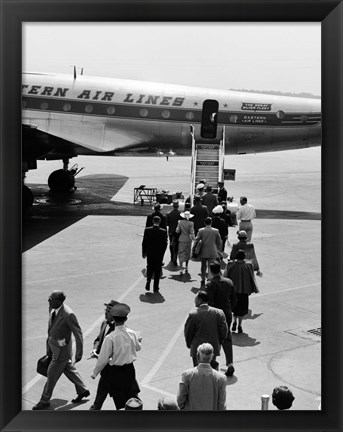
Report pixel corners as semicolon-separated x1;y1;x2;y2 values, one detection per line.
22;70;321;208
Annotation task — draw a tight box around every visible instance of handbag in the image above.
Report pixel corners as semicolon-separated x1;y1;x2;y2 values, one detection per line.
191;239;203;261
37;355;52;377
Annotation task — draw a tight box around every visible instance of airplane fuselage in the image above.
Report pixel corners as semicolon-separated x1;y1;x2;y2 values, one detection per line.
22;72;321;162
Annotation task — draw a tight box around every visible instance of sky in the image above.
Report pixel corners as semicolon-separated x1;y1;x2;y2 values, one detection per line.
22;22;321;96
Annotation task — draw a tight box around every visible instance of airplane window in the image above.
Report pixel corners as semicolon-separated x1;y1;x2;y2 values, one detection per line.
85;105;93;114
162;110;170;119
107;106;115;115
63;103;71;112
140;108;149;117
276;110;285;119
186;112;195;120
229;115;238;124
40;102;48;110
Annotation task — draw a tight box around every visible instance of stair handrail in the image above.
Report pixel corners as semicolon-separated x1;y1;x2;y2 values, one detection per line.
190;125;196;207
218;126;225;183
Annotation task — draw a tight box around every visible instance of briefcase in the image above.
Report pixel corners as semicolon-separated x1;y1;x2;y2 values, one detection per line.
37;355;52;377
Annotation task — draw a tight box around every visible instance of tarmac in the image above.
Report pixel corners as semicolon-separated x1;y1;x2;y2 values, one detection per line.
22;148;321;411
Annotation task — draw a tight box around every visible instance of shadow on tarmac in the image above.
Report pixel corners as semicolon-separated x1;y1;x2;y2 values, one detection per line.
232;332;261;347
139;292;166;304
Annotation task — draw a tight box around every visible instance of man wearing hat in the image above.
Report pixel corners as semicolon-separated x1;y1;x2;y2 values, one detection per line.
91;303;142;410
195;182;205;200
211;205;228;253
166;200;182;266
89;299;118;410
230;230;262;277
217;181;228;203
145;202;167;230
142;215;168;292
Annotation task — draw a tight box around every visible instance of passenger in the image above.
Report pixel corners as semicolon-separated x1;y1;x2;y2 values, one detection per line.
195;182;206;200
91;303;142;410
236;196;256;242
194;216;222;285
177;343;227;411
184;291;227;370
211;205;228;253
224;250;259;334
272;386;295;410
157;396;179;410
176;211;195;274
202;185;219;215
142;216;168;293
217;181;228;203
205;261;236;377
230;230;263;277
32;290;90;410
145;202;167;230
166;200;182;267
89;299;118;410
190;195;209;236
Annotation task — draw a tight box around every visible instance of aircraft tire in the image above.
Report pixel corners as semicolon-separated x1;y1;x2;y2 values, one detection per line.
48;169;75;193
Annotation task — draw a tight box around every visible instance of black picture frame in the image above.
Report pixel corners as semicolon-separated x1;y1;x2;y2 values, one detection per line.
1;1;342;431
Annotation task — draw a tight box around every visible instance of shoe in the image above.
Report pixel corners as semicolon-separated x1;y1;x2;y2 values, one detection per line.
32;401;50;410
225;365;235;377
145;282;151;291
72;389;90;403
238;325;243;333
231;322;237;332
89;404;100;410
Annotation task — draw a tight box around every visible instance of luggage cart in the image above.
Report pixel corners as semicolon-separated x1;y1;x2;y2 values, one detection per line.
133;185;157;206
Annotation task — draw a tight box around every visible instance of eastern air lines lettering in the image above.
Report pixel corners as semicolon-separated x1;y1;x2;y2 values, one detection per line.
22;85;185;106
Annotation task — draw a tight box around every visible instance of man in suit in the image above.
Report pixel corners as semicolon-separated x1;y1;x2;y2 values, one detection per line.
166;200;182;266
195;216;222;284
142;215;168;292
145;203;167;230
88;299;118;410
177;343;227;410
32;290;90;410
184;291;228;370
217;181;228;203
205;261;236;377
190;195;209;235
202;185;219;215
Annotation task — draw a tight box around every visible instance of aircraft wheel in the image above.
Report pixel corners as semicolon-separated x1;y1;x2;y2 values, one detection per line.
22;184;34;214
48;169;75;193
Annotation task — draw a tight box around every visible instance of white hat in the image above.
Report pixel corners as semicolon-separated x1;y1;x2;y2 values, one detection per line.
212;205;224;214
180;211;194;219
196;183;205;190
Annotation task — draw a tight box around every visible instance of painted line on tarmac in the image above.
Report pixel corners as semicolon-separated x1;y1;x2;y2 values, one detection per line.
22;275;144;395
256;282;320;298
140;319;185;387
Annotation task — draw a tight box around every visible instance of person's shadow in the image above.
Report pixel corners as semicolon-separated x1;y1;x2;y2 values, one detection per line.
168;273;196;284
43;398;77;410
139;292;165;304
231;332;260;347
245;309;263;321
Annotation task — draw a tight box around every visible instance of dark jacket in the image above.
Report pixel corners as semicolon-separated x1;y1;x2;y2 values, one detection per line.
146;211;167;230
205;275;236;322
142;225;168;262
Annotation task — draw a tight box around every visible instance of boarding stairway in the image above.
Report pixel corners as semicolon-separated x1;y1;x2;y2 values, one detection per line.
189;126;225;205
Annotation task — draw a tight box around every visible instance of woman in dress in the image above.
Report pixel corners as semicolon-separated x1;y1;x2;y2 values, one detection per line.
224;249;259;333
176;211;195;274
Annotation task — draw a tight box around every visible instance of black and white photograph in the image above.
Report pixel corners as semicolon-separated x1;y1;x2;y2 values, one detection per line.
20;22;323;413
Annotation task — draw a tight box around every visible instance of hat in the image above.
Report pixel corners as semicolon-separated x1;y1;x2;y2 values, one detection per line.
110;303;131;317
218;181;224;186
104;299;119;308
237;230;248;239
124;397;143;410
212;205;223;214
172;200;179;207
154;203;161;210
196;183;205;190
180;211;194;219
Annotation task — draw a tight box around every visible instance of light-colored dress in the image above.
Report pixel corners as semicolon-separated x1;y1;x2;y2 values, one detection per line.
176;219;195;264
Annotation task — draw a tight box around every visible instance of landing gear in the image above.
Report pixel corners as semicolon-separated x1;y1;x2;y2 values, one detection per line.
47;159;82;193
48;169;76;193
